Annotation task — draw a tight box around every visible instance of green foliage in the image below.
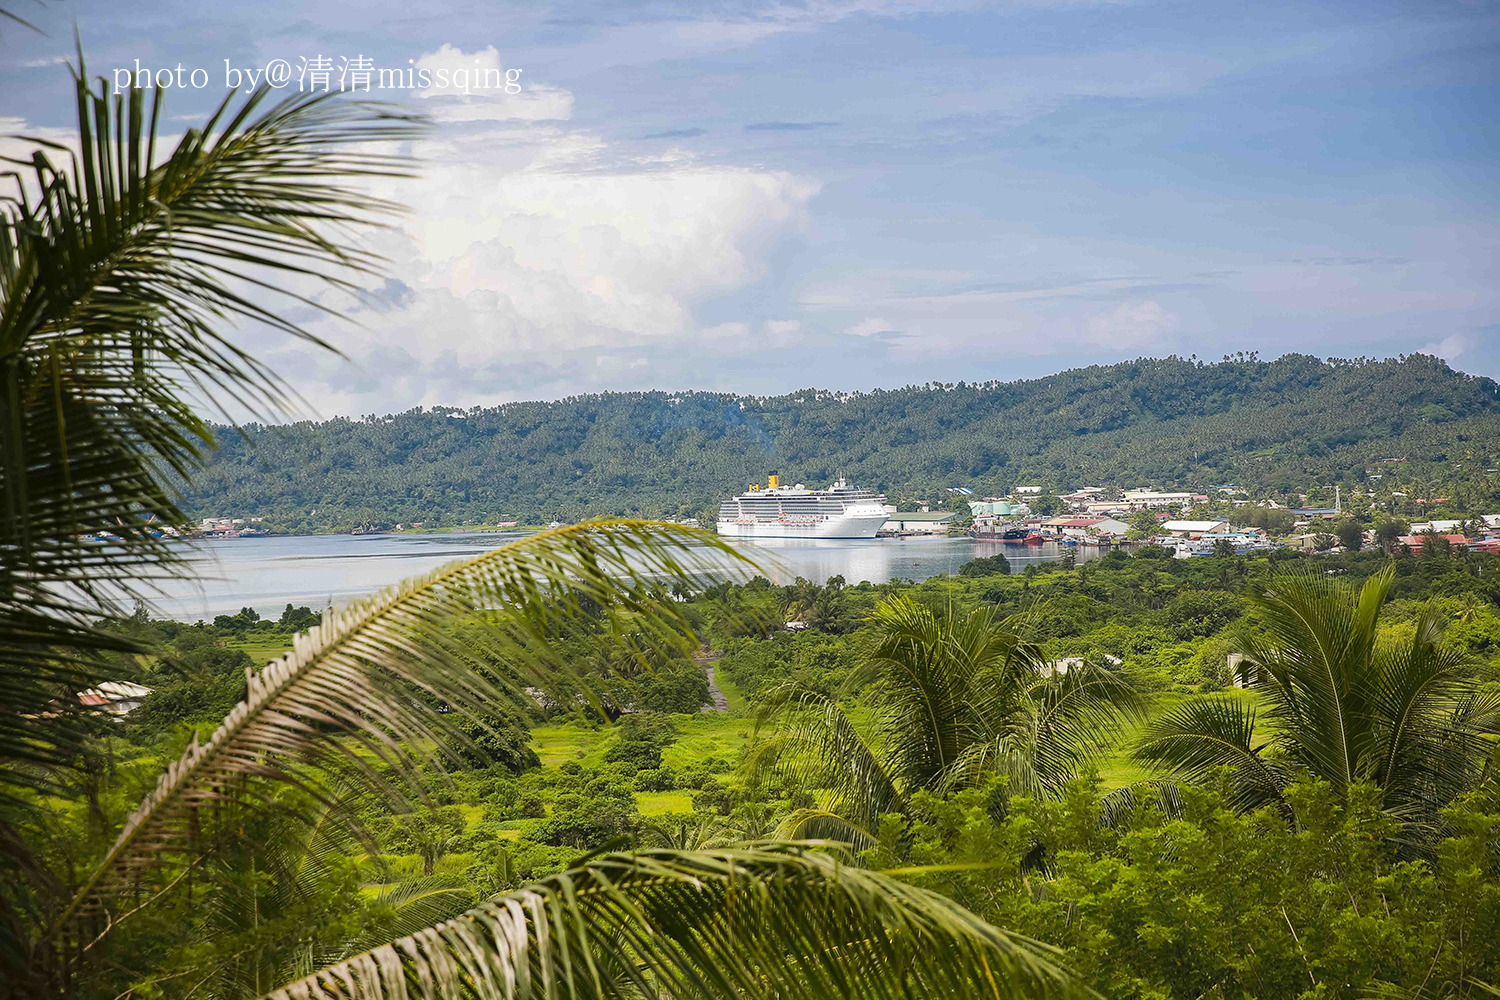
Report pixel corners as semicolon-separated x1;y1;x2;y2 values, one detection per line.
604;739;665;770
755;596;1139;845
1134;567;1500;848
870;777;1500;1000
451;711;541;772
188;354;1500;530
959;552;1011;577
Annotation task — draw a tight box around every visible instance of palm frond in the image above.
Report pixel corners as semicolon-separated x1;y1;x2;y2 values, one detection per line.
1242;568;1391;793
773;809;879;851
0;69;424;813
1132;696;1290;815
265;844;1089;1000
1098;780;1184;827
1015;660;1142;796
749;685;904;833
51;522;755;958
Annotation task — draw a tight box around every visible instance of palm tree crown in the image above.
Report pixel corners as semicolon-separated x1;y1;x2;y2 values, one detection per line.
1135;566;1499;846
755;596;1139;846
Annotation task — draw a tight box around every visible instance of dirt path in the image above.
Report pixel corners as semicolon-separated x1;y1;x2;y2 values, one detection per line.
695;649;729;712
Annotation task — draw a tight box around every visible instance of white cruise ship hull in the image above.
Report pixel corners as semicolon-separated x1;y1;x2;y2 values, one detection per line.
717;509;889;539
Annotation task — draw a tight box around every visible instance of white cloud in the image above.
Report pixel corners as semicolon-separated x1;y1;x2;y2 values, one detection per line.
1420;333;1471;362
262;84;818;412
413;44;505;98
1082;299;1181;348
426;85;574;122
846;317;894;337
407;44;571;122
702;322;752;340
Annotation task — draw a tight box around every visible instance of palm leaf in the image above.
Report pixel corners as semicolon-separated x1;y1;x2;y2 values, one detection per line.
50;522;756;964
0;67;424;811
748;686;904;835
264;844;1089;1000
1132;696;1290;815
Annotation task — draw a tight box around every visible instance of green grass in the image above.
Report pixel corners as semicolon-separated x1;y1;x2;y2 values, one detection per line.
661;713;753;770
1093;687;1266;790
531;721;613;767
635;791;695;815
233;639;296;665
530;710;755;773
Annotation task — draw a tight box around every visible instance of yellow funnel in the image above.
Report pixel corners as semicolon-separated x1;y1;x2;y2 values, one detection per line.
768;472;780;489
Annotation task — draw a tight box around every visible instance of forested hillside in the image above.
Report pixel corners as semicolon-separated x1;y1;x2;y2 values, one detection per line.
192;353;1500;531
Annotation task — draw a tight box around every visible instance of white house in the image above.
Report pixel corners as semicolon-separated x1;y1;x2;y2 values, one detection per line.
1043;654;1122;676
78;681;153;716
1161;519;1232;537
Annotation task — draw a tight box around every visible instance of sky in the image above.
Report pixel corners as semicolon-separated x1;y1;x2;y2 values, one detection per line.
4;0;1498;416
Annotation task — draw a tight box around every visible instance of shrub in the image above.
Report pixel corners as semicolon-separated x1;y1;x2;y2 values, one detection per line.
634;766;677;791
959;553;1010;577
604;738;663;771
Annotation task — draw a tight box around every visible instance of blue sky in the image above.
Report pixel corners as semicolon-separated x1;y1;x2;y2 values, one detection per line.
4;0;1497;414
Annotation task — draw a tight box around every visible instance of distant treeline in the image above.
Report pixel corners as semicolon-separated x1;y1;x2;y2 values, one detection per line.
189;353;1500;532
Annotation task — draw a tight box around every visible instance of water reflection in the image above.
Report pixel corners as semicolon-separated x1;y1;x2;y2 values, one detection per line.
152;532;1099;621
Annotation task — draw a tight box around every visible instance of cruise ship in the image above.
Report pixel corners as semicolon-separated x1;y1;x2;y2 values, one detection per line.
716;473;890;539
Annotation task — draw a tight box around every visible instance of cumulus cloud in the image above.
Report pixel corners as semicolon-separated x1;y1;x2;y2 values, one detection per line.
254;71;819;412
1082;299;1181;348
1419;333;1472;362
408;44;571;122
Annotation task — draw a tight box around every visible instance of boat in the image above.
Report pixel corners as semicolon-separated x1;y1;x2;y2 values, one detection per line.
716;474;889;539
971;525;1030;540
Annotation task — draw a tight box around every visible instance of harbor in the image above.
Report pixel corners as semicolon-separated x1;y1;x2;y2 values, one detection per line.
145;531;1098;622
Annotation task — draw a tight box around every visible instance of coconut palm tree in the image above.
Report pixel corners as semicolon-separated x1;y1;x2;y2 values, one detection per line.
1;65;423;986
1133;566;1500;849
1;69;1087;999
752;596;1139;847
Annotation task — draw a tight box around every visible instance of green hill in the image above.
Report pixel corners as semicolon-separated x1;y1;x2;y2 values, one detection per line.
191;353;1500;531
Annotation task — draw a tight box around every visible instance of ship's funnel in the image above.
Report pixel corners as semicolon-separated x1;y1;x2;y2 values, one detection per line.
768;471;780;489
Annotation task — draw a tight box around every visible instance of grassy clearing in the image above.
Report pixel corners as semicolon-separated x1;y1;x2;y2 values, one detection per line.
661;712;754;769
231;639;297;665
531;721;612;767
636;791;695;815
1093;687;1264;789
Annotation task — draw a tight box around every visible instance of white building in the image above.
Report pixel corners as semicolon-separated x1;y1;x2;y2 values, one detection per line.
1123;491;1208;510
883;511;955;534
1161;519;1232;537
1043;654;1122;676
78;681;153;716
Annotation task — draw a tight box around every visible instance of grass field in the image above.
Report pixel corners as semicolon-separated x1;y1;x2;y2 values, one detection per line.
223;632;1239;808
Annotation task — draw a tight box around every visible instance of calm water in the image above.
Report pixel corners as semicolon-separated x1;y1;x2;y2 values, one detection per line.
151;532;1097;621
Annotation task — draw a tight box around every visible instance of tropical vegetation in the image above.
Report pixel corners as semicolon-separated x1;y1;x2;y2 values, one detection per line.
750;596;1137;846
185;354;1500;532
0;69;1085;1000
1135;566;1500;851
7;52;1500;1000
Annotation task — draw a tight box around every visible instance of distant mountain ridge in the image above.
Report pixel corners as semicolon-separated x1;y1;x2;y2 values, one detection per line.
191;353;1500;530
